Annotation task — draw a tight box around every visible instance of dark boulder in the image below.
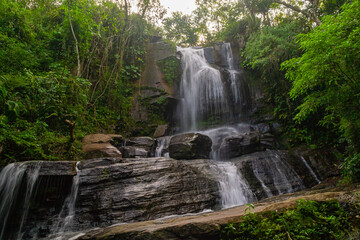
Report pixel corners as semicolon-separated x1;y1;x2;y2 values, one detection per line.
217;132;261;159
169;133;212;160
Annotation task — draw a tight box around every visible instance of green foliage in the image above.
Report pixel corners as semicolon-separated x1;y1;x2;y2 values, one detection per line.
162;12;198;46
0;0;159;165
282;0;360;181
221;200;359;240
157;56;181;87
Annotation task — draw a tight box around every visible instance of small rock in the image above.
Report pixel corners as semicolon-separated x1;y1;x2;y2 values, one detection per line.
153;125;168;138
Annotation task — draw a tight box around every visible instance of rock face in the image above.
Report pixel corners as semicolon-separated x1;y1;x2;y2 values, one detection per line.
82;134;123;159
73;157;219;230
169;133;212;160
78;185;360;240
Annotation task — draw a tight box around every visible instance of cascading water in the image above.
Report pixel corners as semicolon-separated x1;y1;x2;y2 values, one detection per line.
177;47;229;131
178;45;255;208
50;162;81;239
0;162;41;240
155;136;171;157
300;156;321;184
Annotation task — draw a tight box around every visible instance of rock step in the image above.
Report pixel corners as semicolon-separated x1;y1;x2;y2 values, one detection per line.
78;185;360;240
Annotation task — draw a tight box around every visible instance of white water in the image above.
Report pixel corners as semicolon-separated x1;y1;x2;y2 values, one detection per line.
155;136;171;157
177;45;256;208
301;156;321;184
178;47;229;131
216;162;254;208
0;162;41;240
51;162;81;239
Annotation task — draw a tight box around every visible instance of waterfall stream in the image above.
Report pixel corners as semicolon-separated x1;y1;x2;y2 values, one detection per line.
50;162;81;239
177;45;256;208
0;42;321;239
0;162;41;240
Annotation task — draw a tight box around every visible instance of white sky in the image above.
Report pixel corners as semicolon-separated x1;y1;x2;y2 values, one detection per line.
159;0;197;15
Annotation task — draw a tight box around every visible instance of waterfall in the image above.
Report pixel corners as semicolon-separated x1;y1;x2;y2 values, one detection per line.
177;47;229;131
216;162;254;208
155;136;171;157
50;162;81;238
0;162;41;240
177;44;255;208
300;156;321;184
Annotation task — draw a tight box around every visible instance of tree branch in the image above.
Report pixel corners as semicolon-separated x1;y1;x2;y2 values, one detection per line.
273;0;321;25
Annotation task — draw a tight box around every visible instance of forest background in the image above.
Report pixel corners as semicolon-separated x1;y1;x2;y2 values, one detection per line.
0;0;359;182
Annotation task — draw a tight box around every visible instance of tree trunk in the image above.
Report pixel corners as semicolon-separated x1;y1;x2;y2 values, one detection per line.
68;0;81;77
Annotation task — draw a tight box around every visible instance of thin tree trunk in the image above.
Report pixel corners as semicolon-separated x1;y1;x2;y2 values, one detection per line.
68;0;81;77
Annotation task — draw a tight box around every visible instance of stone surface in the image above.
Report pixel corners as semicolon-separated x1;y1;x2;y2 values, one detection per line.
234;150;305;200
83;143;122;159
122;146;149;158
120;136;156;157
127;137;155;149
83;134;123;145
169;133;212;160
82;134;123;159
153;125;168;138
72;157;219;231
35;161;77;176
216;132;261;159
78;184;360;240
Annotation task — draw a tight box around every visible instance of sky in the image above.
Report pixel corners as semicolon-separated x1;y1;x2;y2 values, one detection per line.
159;0;197;15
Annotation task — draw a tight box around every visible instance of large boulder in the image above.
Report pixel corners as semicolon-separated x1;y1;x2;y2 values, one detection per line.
216;132;261;159
169;133;212;160
82;134;123;159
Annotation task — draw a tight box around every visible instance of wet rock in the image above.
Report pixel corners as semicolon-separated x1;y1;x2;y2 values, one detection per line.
153;125;168;138
203;47;215;64
121;136;156;157
78;158;120;170
127;137;155;150
260;133;275;149
79;184;360;240
36;161;77;176
169;133;212;160
217;132;261;159
75;157;219;230
234;150;305;200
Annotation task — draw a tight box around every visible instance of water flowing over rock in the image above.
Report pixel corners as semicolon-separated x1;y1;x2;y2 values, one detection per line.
177;47;230;131
0;162;41;240
0;42;341;239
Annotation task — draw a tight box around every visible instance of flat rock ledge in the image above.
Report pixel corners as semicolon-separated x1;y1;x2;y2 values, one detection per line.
79;184;360;240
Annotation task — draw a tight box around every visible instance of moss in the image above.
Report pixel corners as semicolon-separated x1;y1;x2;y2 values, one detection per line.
157;56;181;87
